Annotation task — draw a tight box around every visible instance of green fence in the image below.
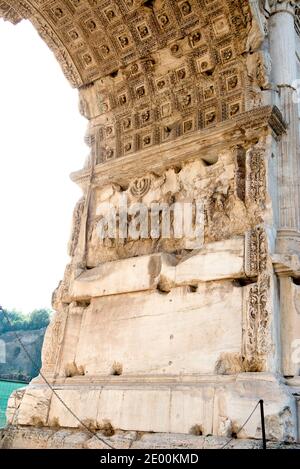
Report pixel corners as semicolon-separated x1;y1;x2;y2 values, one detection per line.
0;380;27;428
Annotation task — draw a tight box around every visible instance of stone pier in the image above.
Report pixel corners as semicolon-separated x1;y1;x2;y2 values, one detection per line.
1;0;300;448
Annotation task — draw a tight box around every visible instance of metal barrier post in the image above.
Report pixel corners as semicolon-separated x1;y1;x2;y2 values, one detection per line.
259;399;267;449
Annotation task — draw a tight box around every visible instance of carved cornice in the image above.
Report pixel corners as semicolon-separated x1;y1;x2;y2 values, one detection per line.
70;106;286;188
272;252;300;278
267;105;288;135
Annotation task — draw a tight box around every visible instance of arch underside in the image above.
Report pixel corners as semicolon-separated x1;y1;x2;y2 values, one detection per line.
0;1;272;169
0;0;253;87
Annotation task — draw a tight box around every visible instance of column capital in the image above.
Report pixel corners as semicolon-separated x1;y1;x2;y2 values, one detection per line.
269;0;296;16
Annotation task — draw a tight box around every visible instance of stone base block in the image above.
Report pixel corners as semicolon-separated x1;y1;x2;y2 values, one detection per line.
5;373;298;443
1;426;300;450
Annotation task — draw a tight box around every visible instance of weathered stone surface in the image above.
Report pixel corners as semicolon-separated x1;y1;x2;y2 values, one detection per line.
70;253;175;299
71;238;245;298
1;426;300;450
13;387;52;427
6;373;296;442
1;0;300;449
84;431;138;450
5;388;25;426
74;283;242;376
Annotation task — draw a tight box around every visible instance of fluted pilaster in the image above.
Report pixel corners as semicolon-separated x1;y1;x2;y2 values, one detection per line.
269;1;300;249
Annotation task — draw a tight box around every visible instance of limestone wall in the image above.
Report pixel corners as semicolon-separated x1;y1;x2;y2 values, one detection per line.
1;0;300;446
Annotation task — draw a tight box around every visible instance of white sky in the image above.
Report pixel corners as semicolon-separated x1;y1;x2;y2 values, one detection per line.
0;20;87;313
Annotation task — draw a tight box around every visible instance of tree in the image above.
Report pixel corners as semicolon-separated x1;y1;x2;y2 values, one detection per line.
0;308;51;333
0;310;25;333
27;309;51;330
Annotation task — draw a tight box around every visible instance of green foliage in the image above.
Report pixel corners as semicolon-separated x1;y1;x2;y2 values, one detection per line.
0;309;51;333
27;309;51;330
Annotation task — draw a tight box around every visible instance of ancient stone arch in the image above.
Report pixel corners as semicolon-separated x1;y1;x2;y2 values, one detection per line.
1;0;300;448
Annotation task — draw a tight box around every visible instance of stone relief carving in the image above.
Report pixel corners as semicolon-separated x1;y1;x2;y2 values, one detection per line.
245;225;268;277
129;176;152;198
246;50;272;91
244;273;271;371
81;140;271;266
246;146;267;207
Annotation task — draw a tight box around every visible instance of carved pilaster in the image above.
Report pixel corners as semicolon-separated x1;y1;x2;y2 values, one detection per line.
245;226;268;277
244;223;272;371
246;147;267;208
269;1;297;86
268;0;300;250
276;87;300;233
243;274;271;370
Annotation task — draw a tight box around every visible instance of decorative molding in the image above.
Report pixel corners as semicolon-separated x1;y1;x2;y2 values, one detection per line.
272;250;300;278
